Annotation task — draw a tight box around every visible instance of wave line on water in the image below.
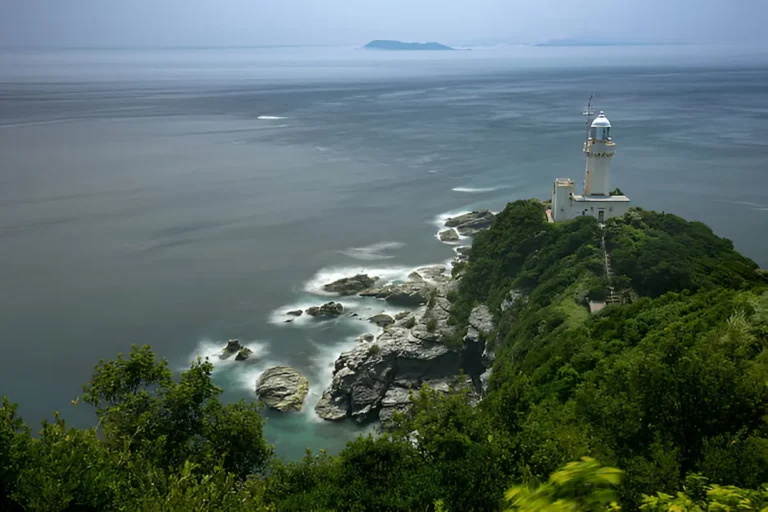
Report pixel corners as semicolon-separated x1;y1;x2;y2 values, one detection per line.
257;115;287;120
452;185;509;193
338;241;405;261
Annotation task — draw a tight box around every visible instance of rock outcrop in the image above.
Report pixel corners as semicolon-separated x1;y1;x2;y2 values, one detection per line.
438;229;459;242
286;309;303;316
306;301;344;317
324;274;378;295
315;286;488;426
360;282;431;307
368;314;395;327
445;210;495;236
219;339;242;360
357;333;375;343
464;304;494;344
256;366;309;412
235;347;253;361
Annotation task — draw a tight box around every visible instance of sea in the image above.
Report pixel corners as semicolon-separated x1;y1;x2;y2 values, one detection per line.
1;44;767;460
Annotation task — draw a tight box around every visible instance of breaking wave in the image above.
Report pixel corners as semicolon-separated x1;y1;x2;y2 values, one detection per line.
339;241;405;261
452;185;509;193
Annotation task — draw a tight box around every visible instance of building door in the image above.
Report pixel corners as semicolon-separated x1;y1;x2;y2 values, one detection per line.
598;210;605;223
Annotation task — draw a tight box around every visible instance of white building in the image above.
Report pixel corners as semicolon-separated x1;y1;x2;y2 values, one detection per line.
550;111;630;223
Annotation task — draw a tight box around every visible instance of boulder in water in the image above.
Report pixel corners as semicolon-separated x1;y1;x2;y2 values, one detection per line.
323;274;378;295
306;302;344;317
286;309;303;316
235;347;253;361
438;229;459;242
256;366;309;412
357;333;375;343
219;339;242;360
368;314;395;327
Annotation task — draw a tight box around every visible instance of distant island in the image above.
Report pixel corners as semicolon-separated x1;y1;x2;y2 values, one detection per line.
363;40;455;51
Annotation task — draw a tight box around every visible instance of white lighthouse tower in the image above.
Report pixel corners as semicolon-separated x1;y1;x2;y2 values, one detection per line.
584;112;614;197
550;107;630;223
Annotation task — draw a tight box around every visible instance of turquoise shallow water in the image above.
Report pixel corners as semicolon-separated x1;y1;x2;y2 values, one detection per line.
1;45;767;459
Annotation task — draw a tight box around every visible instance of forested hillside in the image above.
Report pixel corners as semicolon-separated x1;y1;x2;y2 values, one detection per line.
2;201;766;511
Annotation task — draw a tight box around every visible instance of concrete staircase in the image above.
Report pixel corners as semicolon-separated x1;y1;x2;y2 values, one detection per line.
600;226;621;305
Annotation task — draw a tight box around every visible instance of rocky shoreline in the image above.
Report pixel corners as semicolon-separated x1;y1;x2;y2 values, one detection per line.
304;210;499;428
233;210;499;425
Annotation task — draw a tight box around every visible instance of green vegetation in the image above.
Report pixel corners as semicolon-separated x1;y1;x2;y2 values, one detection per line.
367;343;381;356
426;317;438;332
405;316;417;329
2;200;767;511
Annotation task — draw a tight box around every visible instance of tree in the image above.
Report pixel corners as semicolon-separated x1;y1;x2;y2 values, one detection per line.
82;345;272;478
504;458;623;511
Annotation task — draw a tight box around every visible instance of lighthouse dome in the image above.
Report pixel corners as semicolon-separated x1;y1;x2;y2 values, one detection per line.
591;112;611;128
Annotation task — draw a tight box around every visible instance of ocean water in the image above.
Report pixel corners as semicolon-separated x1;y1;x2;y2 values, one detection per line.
1;45;767;459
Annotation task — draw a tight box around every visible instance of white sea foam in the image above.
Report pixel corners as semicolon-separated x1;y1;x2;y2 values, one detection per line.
257;115;287;120
267;296;365;327
185;339;280;393
303;333;362;422
303;265;414;296
432;209;471;230
452;185;509;193
339;241;405;261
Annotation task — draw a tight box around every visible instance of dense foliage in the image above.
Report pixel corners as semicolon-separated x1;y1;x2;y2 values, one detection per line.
2;201;766;511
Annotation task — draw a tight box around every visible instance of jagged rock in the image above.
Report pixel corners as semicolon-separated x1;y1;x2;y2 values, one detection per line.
219;339;242;360
438;229;459;242
445;210;495;236
410;297;454;343
464;304;494;344
361;282;431;307
315;392;349;421
315;287;482;425
357;333;375;343
286;309;303;316
456;246;472;257
480;369;492;394
256;366;309;412
395;311;411;321
385;282;431;307
416;265;448;282
501;289;524;312
482;344;495;367
235;347;253;361
368;313;394;327
306;301;344;317
407;271;424;282
324;274;378;295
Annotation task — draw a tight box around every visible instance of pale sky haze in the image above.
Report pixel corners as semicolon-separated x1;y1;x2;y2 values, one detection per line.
1;0;766;48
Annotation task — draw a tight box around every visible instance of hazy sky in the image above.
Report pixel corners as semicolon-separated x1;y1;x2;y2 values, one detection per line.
1;0;766;48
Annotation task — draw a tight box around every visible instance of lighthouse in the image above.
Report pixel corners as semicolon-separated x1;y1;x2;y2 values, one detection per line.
584;112;614;197
550;108;630;223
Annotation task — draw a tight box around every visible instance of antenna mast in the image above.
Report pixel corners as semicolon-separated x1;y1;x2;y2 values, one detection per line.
583;94;595;145
582;95;595;195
